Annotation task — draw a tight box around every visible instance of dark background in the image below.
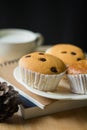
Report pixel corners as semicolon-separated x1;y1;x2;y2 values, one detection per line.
0;0;85;51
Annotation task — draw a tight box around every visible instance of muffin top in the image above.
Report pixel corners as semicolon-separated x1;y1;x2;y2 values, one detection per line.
19;52;66;75
45;43;85;66
67;60;87;74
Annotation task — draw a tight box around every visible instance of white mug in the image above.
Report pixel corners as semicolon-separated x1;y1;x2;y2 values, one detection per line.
0;28;44;61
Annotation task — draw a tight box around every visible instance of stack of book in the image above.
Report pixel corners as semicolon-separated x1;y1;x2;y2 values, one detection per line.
1;76;87;119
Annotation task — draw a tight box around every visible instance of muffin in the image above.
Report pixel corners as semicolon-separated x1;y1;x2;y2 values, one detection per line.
45;43;86;66
19;52;66;91
67;59;87;94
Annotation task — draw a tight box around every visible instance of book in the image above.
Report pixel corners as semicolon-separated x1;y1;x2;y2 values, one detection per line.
1;76;87;120
1;76;87;119
20;95;87;119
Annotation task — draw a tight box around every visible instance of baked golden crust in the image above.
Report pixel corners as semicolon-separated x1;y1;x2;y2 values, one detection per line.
67;60;87;74
46;43;85;66
19;52;66;74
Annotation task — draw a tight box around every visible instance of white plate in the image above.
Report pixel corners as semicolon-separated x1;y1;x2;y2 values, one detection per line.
13;67;87;100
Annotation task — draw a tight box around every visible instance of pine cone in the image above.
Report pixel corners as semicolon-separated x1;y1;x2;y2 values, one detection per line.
0;82;21;121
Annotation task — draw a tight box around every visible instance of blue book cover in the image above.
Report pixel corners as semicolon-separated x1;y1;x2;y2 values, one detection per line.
19;95;36;108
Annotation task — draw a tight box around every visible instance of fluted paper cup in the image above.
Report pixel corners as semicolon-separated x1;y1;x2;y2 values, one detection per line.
19;67;66;92
67;74;87;94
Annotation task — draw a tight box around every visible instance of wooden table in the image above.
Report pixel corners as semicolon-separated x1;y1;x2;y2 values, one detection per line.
0;46;87;130
0;106;87;130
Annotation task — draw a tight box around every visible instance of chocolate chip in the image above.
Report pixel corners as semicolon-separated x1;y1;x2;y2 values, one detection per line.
61;51;67;53
25;55;31;58
39;58;46;62
50;67;58;73
77;58;81;61
71;52;76;55
38;52;44;55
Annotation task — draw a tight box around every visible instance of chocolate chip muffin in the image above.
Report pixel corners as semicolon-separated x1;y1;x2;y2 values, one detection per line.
19;52;66;91
45;43;86;66
67;60;87;94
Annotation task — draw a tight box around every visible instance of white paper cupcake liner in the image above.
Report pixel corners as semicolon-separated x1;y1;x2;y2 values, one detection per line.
67;74;87;94
59;75;70;89
19;67;66;91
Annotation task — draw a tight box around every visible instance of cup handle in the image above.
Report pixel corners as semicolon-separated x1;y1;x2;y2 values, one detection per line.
35;33;44;46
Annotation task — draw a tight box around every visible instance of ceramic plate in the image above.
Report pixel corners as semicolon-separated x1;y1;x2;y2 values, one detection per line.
13;67;87;100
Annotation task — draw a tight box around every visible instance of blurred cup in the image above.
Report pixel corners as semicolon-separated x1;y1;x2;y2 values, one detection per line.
0;28;44;61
